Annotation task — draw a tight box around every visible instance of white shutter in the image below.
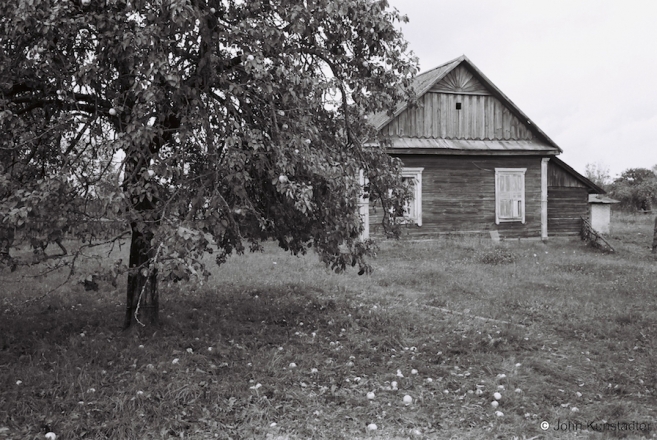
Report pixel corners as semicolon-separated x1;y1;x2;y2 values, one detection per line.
400;168;423;226
495;169;526;224
359;170;369;240
402;177;415;219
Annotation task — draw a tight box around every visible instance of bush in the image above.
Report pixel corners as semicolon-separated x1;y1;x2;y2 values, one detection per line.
608;168;657;212
479;247;518;265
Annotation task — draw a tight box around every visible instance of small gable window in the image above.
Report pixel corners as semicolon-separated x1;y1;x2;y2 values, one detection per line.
495;168;526;224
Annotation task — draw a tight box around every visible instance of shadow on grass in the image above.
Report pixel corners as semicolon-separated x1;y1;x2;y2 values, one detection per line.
1;280;551;439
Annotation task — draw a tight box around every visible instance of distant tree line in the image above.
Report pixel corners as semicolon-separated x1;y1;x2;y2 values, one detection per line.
586;163;657;212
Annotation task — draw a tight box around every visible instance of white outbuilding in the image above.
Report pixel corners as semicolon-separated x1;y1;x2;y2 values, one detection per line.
588;194;620;235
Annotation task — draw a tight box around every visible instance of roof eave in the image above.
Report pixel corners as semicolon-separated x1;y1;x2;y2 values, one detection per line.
385;149;558;156
551;156;606;194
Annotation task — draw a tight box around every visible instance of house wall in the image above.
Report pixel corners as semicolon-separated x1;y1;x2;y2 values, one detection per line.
546;160;591;235
548;161;588;187
547;187;588;235
369;155;544;240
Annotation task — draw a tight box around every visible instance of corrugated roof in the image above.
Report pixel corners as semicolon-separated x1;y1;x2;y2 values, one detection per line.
368;55;562;153
378;138;556;152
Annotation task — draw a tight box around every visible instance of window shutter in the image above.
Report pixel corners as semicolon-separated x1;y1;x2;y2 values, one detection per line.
358;170;369;240
402;177;416;219
394;168;423;226
495;169;526;224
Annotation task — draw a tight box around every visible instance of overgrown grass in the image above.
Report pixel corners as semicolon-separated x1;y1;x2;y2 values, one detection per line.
1;214;656;439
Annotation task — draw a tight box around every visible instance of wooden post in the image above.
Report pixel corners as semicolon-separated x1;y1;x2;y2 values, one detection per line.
541;158;549;241
652;217;657;254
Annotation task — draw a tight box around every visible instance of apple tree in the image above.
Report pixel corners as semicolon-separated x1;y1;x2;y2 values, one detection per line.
0;0;417;327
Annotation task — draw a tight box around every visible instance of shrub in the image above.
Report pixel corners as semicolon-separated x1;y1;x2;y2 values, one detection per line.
479;247;518;265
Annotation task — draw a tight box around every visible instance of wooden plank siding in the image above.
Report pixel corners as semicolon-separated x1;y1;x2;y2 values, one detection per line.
546;161;591;234
548;187;589;235
548;160;589;188
382;92;535;141
369;155;544;240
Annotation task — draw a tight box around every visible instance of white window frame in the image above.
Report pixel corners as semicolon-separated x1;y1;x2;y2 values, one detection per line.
398;167;423;226
359;170;370;240
495;168;526;224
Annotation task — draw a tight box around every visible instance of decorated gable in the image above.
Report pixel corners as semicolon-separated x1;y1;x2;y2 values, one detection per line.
431;65;490;95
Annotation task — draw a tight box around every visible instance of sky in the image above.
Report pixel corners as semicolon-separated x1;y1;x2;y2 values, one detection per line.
386;0;657;179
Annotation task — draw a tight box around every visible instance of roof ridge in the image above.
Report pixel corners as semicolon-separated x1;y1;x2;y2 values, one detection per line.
415;55;466;78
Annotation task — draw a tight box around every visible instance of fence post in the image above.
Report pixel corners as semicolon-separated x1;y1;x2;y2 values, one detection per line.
652;217;657;254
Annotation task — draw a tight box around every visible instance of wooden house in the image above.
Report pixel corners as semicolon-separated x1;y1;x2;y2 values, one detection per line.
363;55;604;240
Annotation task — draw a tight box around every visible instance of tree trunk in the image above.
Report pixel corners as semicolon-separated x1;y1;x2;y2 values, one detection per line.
0;226;16;271
123;226;159;329
652;216;657;254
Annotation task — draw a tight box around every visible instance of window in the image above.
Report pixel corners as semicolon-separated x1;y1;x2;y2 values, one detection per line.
397;167;423;226
359;170;370;240
359;167;423;239
495;168;526;224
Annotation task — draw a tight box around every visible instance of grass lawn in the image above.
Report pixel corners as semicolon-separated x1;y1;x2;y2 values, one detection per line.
1;212;657;439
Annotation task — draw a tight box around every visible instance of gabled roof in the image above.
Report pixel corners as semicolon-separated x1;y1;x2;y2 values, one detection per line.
369;55;562;153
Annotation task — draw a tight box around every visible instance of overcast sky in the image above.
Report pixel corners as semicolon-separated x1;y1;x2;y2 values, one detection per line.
386;0;657;178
